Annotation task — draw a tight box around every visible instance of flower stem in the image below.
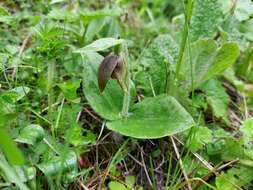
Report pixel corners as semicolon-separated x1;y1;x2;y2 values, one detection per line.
47;61;55;137
175;0;194;80
121;43;131;118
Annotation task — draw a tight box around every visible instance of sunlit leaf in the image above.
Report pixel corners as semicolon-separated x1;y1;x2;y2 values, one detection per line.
75;38;124;53
203;43;240;82
125;175;136;188
109;181;128;190
191;0;223;41
47;9;78;21
13;166;36;182
234;0;253;21
85;18;107;42
65;124;96;146
0;6;10;16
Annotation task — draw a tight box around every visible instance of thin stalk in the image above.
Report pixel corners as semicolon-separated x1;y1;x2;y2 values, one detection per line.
121;43;131;118
187;32;195;109
122;88;130;117
47;61;55;137
165;153;173;188
175;0;194;80
2;58;12;89
54;98;65;134
149;157;157;190
170;136;192;190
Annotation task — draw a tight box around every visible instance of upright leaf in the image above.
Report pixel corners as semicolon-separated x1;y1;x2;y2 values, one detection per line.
186;126;212;152
203;43;240;82
180;39;217;89
180;40;239;89
240;118;253;143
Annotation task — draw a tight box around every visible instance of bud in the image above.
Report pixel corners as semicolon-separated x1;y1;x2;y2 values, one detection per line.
98;54;127;92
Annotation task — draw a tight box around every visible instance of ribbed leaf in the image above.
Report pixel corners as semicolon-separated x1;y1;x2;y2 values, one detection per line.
191;0;223;41
107;95;194;139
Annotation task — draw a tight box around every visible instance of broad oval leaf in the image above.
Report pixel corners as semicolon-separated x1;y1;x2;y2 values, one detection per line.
82;52;124;120
107;95;194;139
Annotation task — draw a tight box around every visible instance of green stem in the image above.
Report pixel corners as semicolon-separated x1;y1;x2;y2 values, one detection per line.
122;86;130;117
175;0;194;80
121;43;131;118
47;61;55;136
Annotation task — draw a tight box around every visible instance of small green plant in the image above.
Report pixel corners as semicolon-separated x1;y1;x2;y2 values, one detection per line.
0;0;253;189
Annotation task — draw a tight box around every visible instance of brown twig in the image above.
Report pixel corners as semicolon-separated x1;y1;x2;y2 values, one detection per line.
83;107;102;123
170;136;192;190
128;153;143;166
77;179;90;190
172;136;242;190
12;35;31;79
140;147;153;187
173;136;216;173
